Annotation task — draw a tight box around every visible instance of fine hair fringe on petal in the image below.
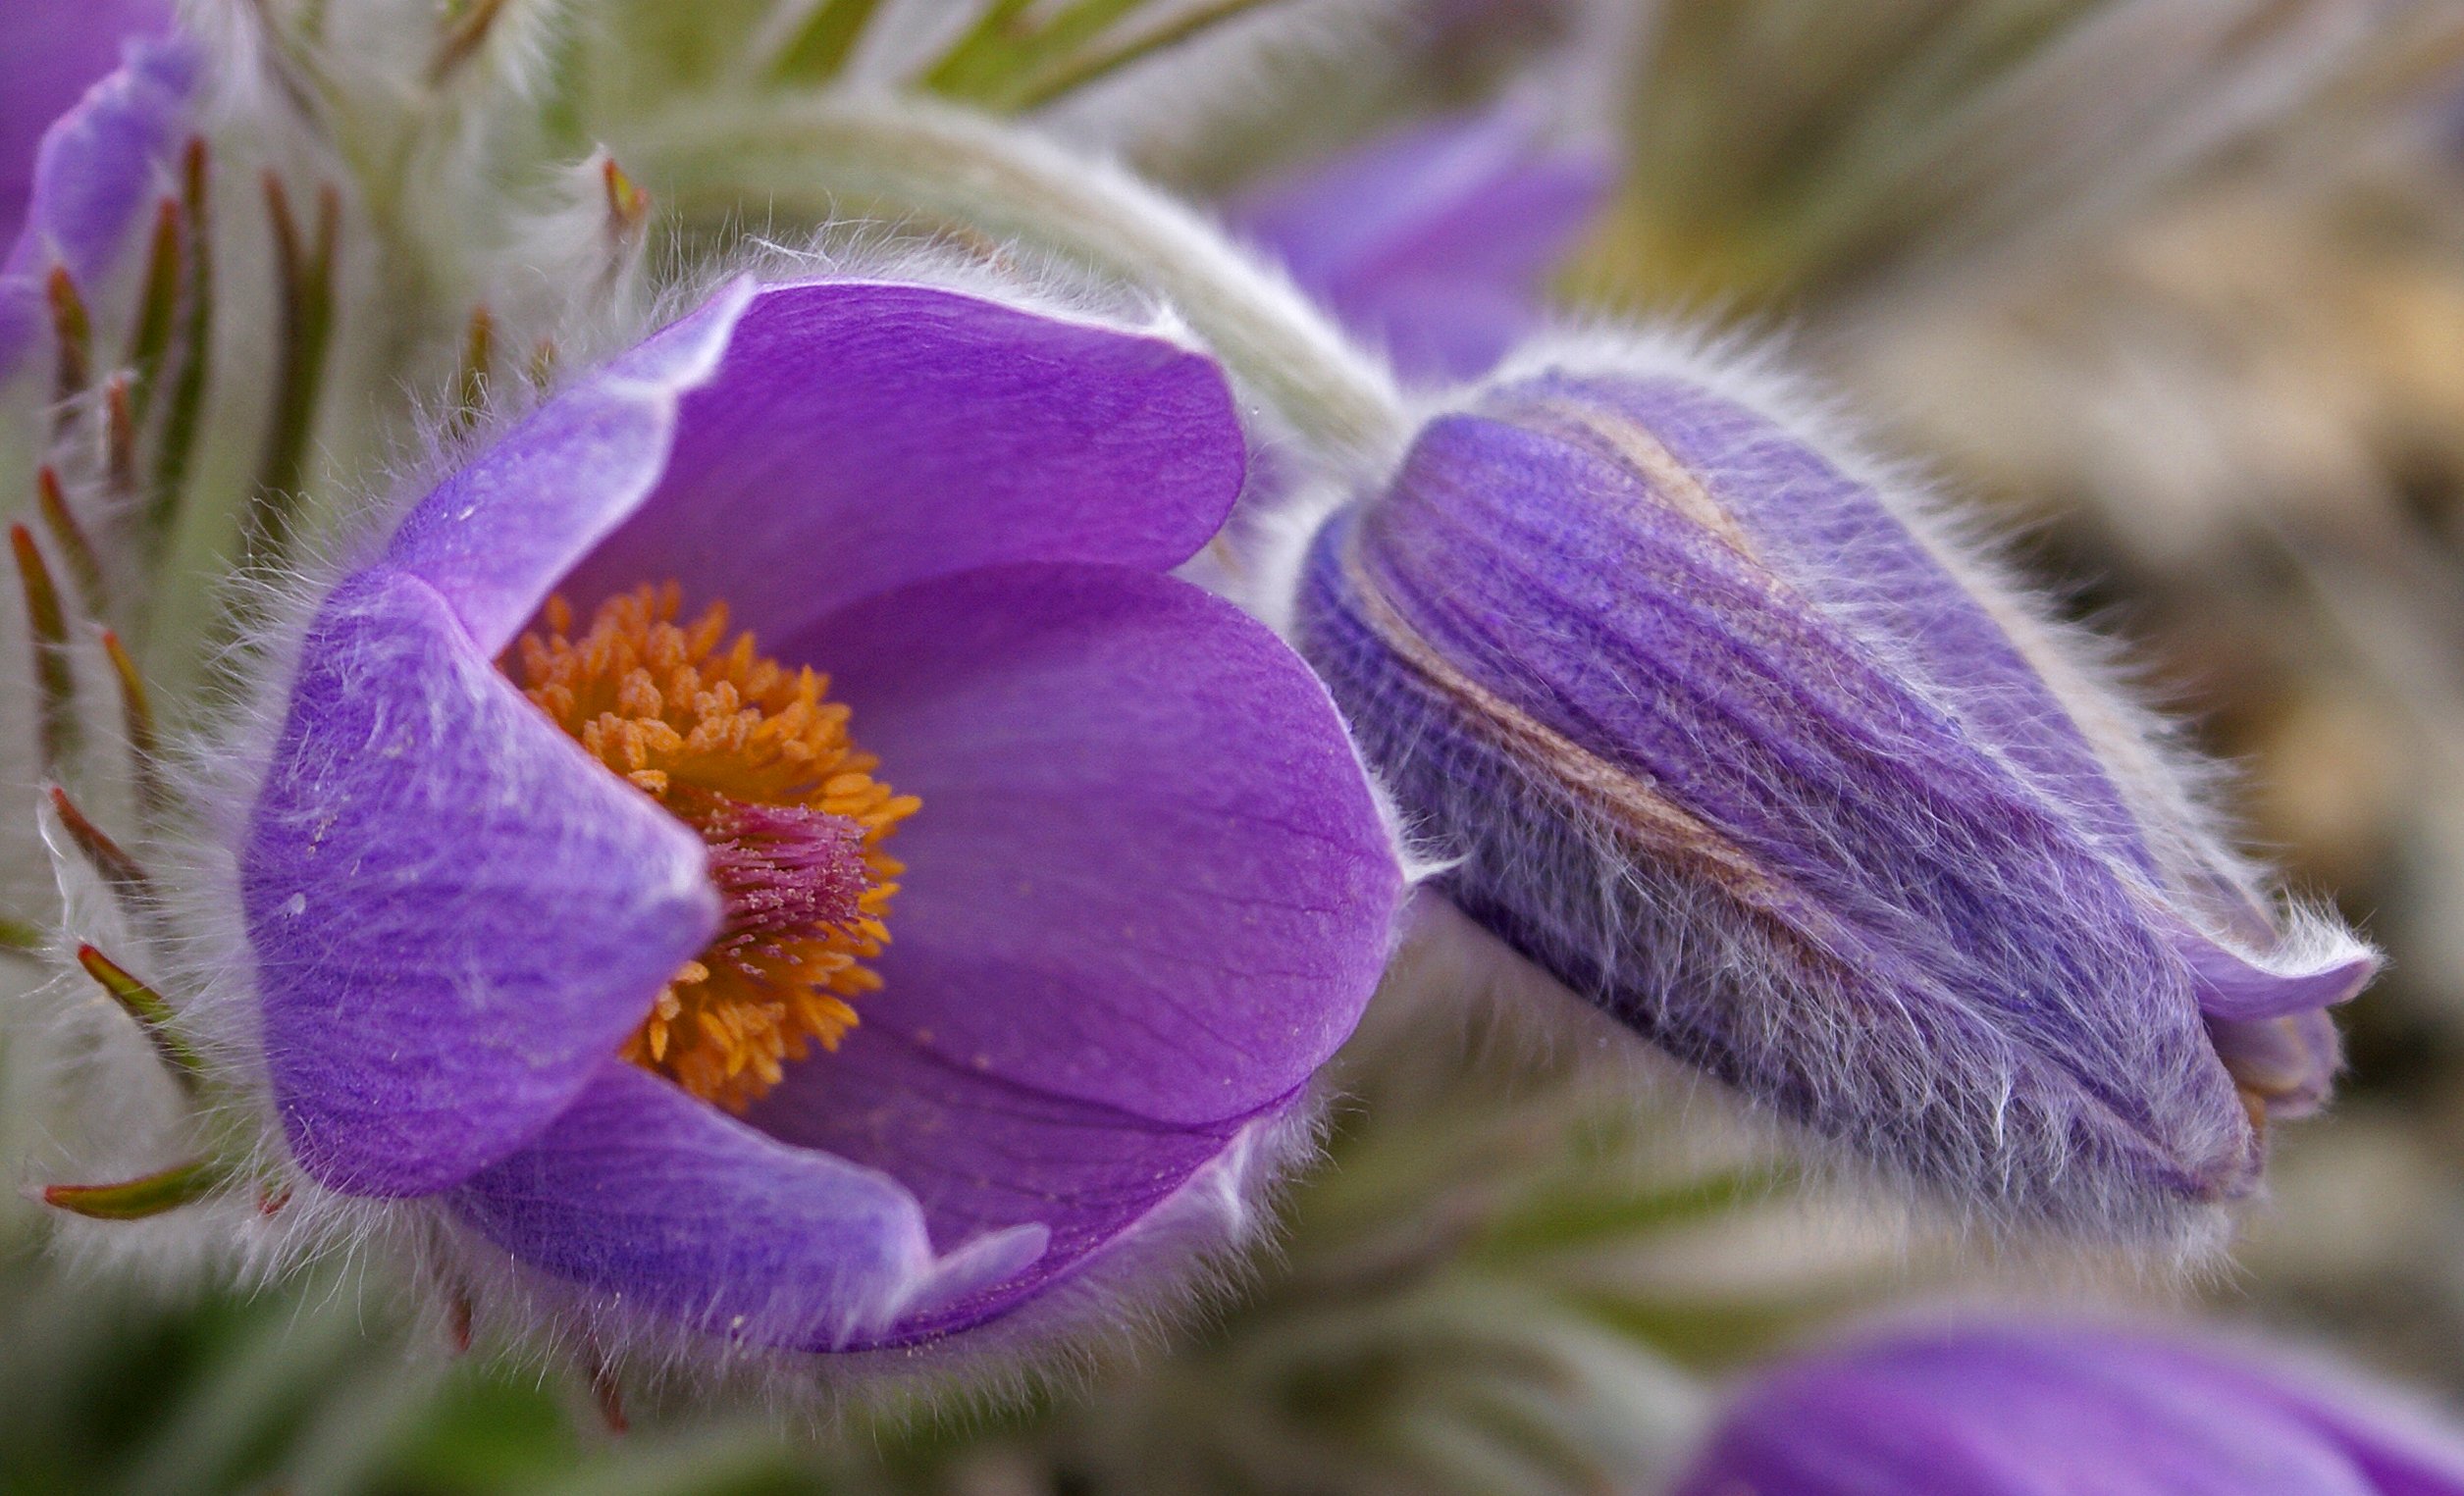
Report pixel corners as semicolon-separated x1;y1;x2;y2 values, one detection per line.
409;1094;1330;1426
1485;320;2372;1004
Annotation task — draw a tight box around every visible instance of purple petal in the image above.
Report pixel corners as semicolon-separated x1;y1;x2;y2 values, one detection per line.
1675;1322;2464;1496
386;280;1239;653
456;1060;1048;1351
0;0;168;232
555;282;1244;645
465;561;1393;1347
1580;374;2381;1048
0;27;192;379
240;572;719;1196
1572;376;2159;868
381;279;758;650
749;1033;1280;1342
1233;103;1610;381
2206;1009;2341;1118
2177;929;2379;1021
775;561;1400;1129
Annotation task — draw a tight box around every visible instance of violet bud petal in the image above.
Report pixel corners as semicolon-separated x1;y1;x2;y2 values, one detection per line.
1232;102;1610;383
1293;345;2375;1238
0;15;192;378
1675;1319;2464;1496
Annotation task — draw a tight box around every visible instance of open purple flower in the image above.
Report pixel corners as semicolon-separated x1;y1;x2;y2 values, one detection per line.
1676;1318;2464;1496
1293;341;2376;1238
0;2;191;378
236;276;1401;1352
1232;103;1609;383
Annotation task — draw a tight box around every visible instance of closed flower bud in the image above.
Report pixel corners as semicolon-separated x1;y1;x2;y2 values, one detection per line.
0;4;192;378
1675;1318;2464;1496
1231;101;1610;383
1292;337;2377;1241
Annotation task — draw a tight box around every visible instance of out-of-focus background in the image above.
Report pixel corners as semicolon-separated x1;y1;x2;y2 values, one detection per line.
12;2;2464;1491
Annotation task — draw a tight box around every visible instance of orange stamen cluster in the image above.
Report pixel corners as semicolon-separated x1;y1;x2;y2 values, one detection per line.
508;584;917;1111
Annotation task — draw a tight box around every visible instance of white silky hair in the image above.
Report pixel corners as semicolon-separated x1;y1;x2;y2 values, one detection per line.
1494;322;2372;975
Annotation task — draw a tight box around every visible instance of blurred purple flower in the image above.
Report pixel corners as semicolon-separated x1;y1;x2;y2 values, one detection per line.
1232;104;1609;383
236;277;1401;1352
1293;348;2375;1237
0;1;192;378
1676;1319;2464;1496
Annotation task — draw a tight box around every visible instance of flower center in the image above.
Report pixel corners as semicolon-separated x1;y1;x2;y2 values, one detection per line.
508;583;916;1111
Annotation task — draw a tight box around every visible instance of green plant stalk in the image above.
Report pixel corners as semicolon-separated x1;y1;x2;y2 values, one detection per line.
641;94;1405;466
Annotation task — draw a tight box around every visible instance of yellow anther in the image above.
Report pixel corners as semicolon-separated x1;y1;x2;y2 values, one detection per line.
508;583;916;1112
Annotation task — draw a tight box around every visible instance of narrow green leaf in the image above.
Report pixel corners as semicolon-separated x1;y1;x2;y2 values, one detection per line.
920;0;1037;95
123;195;183;428
999;0;1285;111
931;0;1145;104
148;138;214;551
77;944;205;1090
102;373;139;504
41;1157;226;1220
768;0;885;82
33;467;106;622
995;0;1143;85
0;915;42;955
431;0;513;84
44;266;92;428
10;524;78;774
101;631;166;820
1475;1168;1786;1261
243;176;341;571
447;305;493;441
46;785;153;915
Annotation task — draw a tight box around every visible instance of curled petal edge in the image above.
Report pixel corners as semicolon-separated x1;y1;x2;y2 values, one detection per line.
456;1060;1049;1352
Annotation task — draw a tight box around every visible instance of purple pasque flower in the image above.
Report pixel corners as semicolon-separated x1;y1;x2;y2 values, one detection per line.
1291;337;2376;1239
1675;1318;2464;1496
1231;102;1609;383
0;1;193;378
236;275;1402;1352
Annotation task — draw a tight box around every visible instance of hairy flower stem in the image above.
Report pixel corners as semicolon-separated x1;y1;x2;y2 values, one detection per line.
640;96;1407;466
